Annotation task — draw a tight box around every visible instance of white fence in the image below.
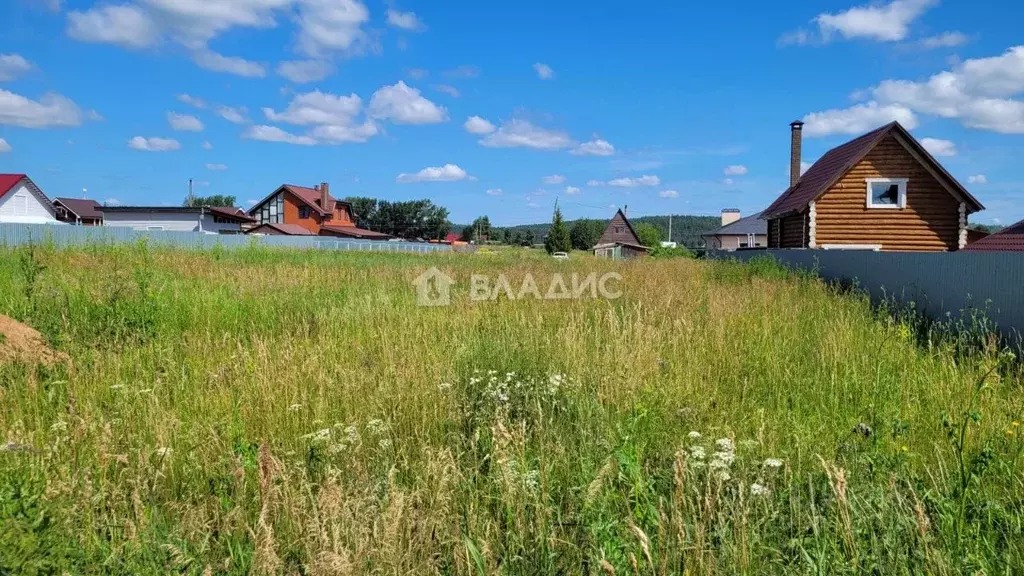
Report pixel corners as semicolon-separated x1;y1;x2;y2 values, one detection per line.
0;223;451;254
711;249;1024;340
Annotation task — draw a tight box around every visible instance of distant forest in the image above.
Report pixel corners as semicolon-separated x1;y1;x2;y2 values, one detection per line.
489;214;721;248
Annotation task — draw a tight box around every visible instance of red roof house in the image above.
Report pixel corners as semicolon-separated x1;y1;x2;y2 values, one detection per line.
963;219;1024;251
0;174;59;224
246;182;391;239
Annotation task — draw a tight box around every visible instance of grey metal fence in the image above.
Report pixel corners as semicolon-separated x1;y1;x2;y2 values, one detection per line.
0;223;452;254
711;249;1024;339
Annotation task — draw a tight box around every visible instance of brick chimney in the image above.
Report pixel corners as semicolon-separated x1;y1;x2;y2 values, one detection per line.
721;208;741;226
790;120;804;187
319;182;331;216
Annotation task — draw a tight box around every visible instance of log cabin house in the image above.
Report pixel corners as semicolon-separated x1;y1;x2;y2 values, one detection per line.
762;121;984;251
246;182;391;239
592;208;650;259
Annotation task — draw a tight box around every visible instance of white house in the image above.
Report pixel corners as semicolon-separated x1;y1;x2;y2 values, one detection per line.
98;206;254;233
0;174;61;224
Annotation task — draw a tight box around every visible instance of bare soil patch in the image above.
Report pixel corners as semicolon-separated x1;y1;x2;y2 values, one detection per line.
0;314;68;367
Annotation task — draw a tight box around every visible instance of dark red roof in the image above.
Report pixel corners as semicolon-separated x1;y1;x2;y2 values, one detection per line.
762;122;984;219
963;219;1024;251
247;184;352;217
54;198;103;220
0;174;27;197
319;225;392;239
247;222;316;235
209;206;255;223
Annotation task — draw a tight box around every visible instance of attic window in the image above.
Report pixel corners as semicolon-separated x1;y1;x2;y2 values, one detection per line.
866;178;907;209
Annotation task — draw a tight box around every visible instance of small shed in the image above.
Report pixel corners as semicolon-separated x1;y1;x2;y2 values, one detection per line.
593;242;650;260
593;208;649;259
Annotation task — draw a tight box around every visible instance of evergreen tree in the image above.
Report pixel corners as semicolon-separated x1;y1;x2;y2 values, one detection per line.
544;201;572;254
570;218;604;250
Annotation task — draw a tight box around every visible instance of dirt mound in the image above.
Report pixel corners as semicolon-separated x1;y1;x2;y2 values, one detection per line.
0;315;69;368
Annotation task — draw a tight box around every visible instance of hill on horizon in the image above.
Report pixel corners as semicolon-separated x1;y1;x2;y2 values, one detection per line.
487;213;722;248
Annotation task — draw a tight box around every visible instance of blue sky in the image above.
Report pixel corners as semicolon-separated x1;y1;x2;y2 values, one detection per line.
0;0;1021;226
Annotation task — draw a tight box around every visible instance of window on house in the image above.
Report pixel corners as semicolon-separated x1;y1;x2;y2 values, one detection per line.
298;206;310;219
614;226;623;234
11;194;28;215
866;178;907;209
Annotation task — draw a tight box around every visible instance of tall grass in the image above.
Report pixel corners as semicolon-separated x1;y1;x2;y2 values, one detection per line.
0;243;1021;574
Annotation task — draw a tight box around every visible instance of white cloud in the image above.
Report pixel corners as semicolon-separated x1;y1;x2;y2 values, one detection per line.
216;105;249;124
0;138;10;153
276;60;333;83
542;174;566;184
565;186;580;195
167;112;204;131
607;175;660;188
464;115;495;134
386;9;423;31
396;163;472;183
202;140;213;149
586;179;602;187
177;94;207;109
920;137;956;156
39;0;63;13
919;31;968;49
533;62;554;80
103;197;121;207
434;84;460;97
817;0;935;42
801;161;812;174
572;138;615;156
128;136;181;151
192;50;265;77
205;163;228;170
295;0;372;57
308;122;378;144
242;125;316;145
486;188;502;196
264;91;361;125
368;81;447;124
723;178;735;186
0;89;82;128
66;4;158;49
967;174;988;184
724;164;748;176
0;54;33;81
867;46;1024;134
479;119;573;150
659;189;679;198
802;101;917;137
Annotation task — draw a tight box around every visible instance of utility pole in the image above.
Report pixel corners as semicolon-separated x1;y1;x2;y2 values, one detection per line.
668;214;673;244
187;178;194;207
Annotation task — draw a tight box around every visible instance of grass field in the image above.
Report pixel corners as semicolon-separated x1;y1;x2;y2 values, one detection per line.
0;243;1022;575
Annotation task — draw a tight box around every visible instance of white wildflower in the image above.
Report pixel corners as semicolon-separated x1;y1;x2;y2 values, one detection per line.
50;421;67;432
110;384;125;390
328;443;346;454
688;446;706;460
301;428;331;443
524;469;540;491
710;450;735;468
378;438;392;449
155;447;172;458
345;425;359;443
687;431;701;440
715;470;731;482
438;381;453;391
715;438;735;453
750;483;770;496
288;403;302;412
763;458;783;469
137;388;153;394
367;419;386;435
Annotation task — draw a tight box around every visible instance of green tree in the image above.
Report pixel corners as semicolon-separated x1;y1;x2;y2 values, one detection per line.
635;222;663;248
471;216;492;242
570;219;604;250
461;225;475;242
544;202;572;254
184;194;237;207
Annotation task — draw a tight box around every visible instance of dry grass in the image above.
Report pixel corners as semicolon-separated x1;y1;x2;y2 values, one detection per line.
0;243;1021;574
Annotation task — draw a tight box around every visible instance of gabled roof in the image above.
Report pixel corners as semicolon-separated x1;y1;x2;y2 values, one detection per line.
609;208;641;241
247;184;352;217
320;225;392;239
247;222;316;235
762;122;984;219
54;198;103;220
0;174;27;198
962;219;1024;251
702;211;767;237
208;206;256;222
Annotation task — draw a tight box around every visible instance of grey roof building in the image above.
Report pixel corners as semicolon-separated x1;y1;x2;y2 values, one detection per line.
702;209;767;250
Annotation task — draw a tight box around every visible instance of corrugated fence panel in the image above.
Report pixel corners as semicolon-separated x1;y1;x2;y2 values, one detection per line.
711;249;1024;338
0;223;451;254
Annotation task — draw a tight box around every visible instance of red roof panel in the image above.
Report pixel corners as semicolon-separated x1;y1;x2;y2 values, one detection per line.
963;219;1024;251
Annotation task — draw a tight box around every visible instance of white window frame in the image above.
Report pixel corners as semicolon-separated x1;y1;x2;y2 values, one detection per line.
865;178;908;209
12;194;28;216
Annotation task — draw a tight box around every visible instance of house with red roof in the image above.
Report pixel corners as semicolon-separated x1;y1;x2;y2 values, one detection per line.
53;198;103;226
0;174;60;225
763;121;984;252
246;182;391;239
963;219;1024;252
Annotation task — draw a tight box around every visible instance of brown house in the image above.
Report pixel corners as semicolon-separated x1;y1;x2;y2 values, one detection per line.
762;121;984;251
246;182;391;239
593;208;650;259
963;219;1024;251
53;198;103;226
